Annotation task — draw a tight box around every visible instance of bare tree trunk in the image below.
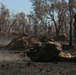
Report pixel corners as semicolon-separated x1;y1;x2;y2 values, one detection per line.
34;24;37;36
52;19;59;36
8;19;17;33
69;0;73;47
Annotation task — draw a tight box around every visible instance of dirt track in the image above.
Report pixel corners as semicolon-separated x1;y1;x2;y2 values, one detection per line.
0;35;76;75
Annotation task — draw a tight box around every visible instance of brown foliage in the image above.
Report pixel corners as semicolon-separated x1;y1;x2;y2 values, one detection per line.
7;36;40;50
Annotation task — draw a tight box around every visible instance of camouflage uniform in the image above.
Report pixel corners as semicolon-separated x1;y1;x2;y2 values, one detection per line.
33;42;62;62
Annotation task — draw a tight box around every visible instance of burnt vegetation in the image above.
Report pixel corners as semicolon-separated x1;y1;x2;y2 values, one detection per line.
0;0;76;63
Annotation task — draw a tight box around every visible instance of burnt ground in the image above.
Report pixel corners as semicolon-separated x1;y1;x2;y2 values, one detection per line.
0;35;76;75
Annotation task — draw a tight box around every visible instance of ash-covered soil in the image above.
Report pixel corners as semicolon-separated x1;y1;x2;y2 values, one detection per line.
0;35;76;75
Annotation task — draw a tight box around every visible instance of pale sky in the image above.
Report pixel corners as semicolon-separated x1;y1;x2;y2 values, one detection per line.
0;0;71;15
0;0;32;15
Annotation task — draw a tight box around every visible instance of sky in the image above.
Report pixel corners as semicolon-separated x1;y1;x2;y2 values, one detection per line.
0;0;33;15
